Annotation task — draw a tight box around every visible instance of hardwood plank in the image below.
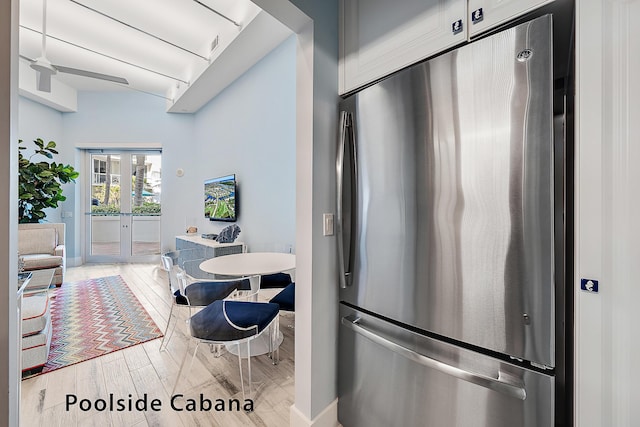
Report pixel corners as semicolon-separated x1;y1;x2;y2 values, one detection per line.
20;373;48;426
141;337;198;396
74;356;111;425
39;402;78;427
94;348;124;365
71;413;111;427
123;343;152;372
102;357;147;427
129;364;187;427
40;364;77;410
142;339;175;376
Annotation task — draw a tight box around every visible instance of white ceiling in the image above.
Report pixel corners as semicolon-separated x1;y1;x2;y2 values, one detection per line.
18;0;292;110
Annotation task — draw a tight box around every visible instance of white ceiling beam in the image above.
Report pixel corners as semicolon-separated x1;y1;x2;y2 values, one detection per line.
167;10;292;113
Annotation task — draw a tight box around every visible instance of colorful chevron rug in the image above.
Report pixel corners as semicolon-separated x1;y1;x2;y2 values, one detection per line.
34;275;163;376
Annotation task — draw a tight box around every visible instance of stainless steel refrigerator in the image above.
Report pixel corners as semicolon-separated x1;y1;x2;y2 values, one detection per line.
337;14;568;427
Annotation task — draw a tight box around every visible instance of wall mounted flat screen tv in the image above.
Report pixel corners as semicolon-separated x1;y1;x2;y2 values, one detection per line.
204;174;237;222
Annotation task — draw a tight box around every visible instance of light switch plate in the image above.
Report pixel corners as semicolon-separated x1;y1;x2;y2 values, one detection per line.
323;213;334;236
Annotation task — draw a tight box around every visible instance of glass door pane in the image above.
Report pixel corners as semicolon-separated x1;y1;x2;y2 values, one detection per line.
86;151;161;262
130;154;161;256
90;153;122;256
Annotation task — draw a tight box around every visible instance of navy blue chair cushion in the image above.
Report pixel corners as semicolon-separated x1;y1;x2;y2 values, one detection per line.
260;272;292;289
189;300;280;342
174;279;244;306
269;283;295;311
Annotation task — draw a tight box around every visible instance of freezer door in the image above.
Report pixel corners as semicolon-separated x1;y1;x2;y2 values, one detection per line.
338;305;554;427
338;15;555;366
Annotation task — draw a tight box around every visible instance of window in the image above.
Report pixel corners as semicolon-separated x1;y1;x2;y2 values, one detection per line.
93;157;121;185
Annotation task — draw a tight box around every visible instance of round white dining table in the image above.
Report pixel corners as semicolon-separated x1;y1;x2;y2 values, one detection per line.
199;252;295;277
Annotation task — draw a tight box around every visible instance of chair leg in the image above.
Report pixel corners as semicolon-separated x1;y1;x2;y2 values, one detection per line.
267;321;274;362
236;343;245;402
172;339;200;395
172;337;190;395
274;318;280;365
159;303;177;351
186;341;200;379
235;340;254;407
269;318;280;365
267;323;272;360
246;340;253;402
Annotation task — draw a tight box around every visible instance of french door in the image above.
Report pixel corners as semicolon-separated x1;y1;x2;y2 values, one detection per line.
85;150;162;263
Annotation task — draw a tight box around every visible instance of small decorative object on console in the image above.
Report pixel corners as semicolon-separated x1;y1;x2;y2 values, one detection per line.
216;224;241;243
186;226;198;234
201;233;218;240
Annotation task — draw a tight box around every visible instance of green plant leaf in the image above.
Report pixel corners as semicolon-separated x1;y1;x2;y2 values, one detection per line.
17;137;78;222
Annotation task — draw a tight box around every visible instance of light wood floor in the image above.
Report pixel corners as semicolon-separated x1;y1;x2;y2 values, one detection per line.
20;263;295;427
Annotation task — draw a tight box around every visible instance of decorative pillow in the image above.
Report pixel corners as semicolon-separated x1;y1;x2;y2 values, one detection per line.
216;224;241;243
18;228;56;255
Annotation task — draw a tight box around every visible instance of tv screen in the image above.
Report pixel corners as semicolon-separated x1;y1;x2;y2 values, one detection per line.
204;174;237;222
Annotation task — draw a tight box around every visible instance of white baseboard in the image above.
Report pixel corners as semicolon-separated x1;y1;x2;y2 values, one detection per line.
66;256;82;268
290;399;341;427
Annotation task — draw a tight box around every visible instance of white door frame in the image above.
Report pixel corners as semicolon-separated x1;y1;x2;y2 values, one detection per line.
84;149;161;263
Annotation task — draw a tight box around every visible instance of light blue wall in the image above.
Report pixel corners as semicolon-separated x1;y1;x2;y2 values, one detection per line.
61;91;196;260
17;35;296;262
18;97;64;224
194;34;296;251
18;97;63;149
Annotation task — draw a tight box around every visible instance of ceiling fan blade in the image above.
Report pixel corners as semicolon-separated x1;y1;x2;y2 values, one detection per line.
53;65;129;85
30;0;130;92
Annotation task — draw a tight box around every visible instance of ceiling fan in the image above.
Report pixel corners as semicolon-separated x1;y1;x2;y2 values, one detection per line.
21;0;129;92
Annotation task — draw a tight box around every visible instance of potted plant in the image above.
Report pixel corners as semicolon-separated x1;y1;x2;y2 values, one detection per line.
18;138;79;223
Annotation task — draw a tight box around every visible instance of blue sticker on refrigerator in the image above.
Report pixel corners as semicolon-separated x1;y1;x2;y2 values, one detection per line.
580;278;599;293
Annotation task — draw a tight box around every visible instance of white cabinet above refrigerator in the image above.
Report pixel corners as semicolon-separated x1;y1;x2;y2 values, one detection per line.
468;0;555;37
339;0;558;96
339;0;466;95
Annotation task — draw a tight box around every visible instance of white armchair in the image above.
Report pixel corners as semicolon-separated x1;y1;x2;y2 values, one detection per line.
18;223;66;286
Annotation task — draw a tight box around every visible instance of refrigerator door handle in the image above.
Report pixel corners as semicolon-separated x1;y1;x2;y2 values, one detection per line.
341;316;527;401
337;110;355;288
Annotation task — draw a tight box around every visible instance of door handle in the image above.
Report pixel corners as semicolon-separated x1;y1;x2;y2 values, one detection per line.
336;111;356;288
341;316;527;400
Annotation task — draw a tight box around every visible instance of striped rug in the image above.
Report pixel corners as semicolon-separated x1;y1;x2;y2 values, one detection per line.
36;275;163;376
